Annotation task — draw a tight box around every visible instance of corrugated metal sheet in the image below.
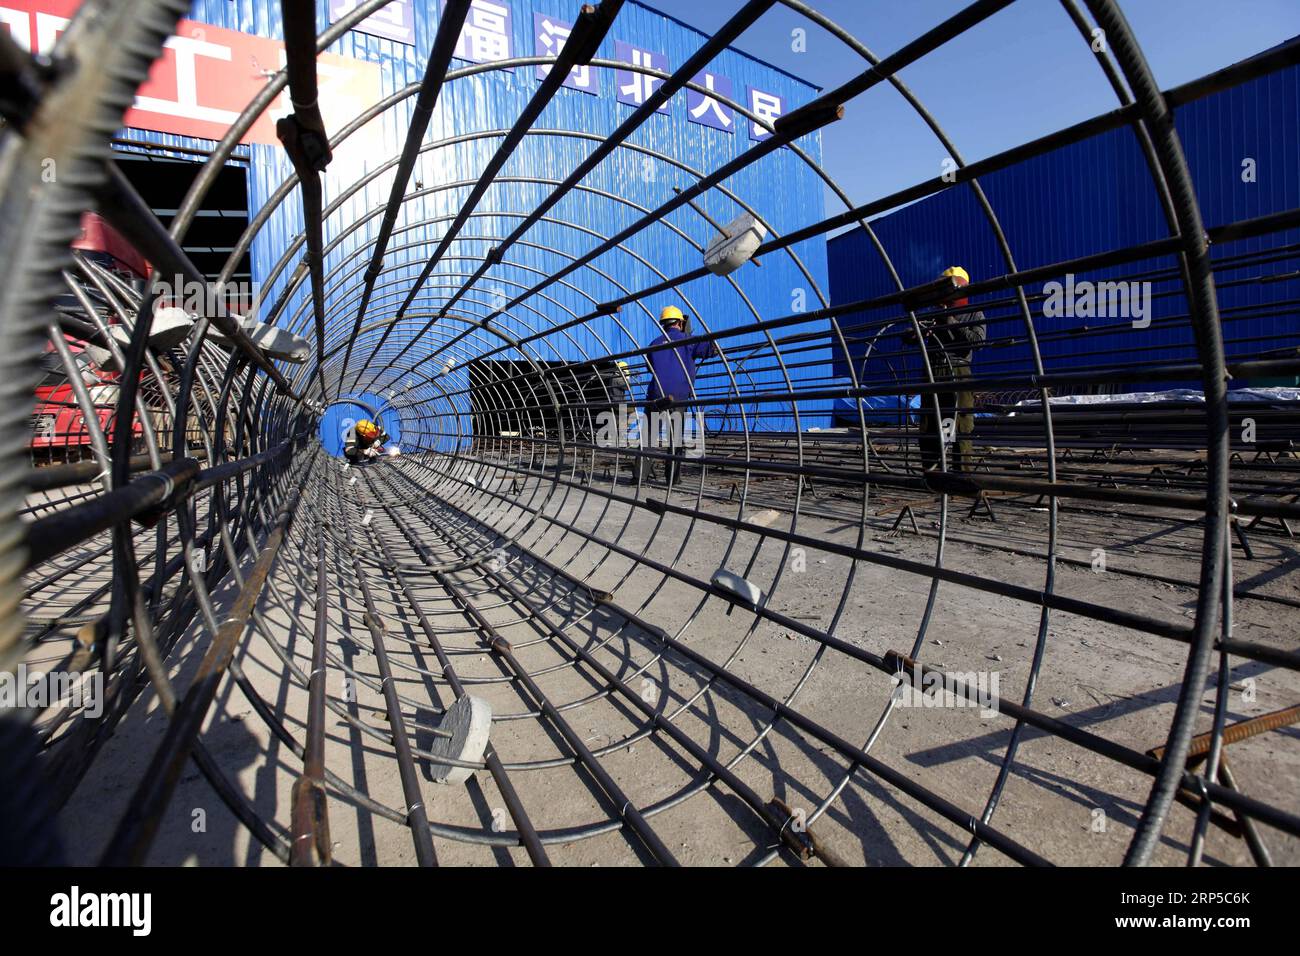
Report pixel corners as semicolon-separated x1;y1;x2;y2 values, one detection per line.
114;127;252;166
828;49;1300;397
119;0;833;438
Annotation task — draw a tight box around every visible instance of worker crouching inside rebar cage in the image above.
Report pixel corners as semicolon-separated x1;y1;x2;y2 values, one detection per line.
907;266;986;473
343;418;389;464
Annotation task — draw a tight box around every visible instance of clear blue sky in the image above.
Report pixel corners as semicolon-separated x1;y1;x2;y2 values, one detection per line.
640;0;1300;214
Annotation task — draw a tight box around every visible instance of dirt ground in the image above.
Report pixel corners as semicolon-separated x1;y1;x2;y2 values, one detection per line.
37;452;1300;867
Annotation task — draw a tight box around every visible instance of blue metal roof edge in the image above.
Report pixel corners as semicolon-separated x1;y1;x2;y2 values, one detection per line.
628;0;823;92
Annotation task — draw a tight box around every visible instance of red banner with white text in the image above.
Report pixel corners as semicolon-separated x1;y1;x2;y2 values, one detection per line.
0;0;382;148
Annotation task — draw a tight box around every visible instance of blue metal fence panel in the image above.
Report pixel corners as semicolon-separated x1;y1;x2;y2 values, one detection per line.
828;49;1300;400
119;0;834;441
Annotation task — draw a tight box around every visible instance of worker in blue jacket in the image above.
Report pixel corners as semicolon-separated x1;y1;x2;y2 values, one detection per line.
645;305;716;485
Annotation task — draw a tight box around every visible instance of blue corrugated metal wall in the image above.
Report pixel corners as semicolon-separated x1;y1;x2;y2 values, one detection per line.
828;49;1300;399
121;0;832;440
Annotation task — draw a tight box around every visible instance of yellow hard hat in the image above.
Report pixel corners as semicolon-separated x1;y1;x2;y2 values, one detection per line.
659;305;685;324
941;266;970;284
356;419;378;439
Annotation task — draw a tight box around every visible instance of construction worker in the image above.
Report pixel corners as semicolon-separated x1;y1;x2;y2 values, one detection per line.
594;359;647;479
644;305;716;485
343;418;388;464
909;266;985;473
607;360;632;406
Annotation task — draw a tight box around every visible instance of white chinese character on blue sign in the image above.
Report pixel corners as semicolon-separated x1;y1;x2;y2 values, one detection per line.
748;87;786;141
330;0;414;45
534;12;596;94
447;0;512;65
615;40;669;113
687;71;734;133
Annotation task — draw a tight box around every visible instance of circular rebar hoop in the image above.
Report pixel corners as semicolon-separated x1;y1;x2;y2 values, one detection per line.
1;0;1298;868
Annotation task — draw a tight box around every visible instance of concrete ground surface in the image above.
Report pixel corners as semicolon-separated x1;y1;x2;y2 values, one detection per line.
33;449;1300;867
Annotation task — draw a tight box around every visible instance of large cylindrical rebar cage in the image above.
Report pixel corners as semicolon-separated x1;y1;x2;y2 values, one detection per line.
1;0;1298;867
